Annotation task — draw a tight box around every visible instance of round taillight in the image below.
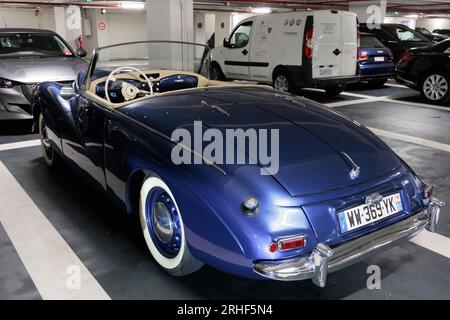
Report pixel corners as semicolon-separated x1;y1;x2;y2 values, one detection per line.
269;242;277;253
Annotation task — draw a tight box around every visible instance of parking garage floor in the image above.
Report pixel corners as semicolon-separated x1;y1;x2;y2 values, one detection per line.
0;82;449;300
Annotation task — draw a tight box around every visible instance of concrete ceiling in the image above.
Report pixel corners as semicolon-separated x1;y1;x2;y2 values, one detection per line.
0;0;449;15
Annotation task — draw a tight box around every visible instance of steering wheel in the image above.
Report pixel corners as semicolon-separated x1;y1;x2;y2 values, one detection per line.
105;66;154;104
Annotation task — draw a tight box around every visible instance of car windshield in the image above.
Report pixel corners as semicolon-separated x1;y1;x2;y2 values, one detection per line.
360;35;385;48
0;33;73;58
89;41;211;81
385;25;429;42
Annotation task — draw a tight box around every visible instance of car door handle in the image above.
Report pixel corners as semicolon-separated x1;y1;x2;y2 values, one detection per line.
333;48;341;56
242;49;248;56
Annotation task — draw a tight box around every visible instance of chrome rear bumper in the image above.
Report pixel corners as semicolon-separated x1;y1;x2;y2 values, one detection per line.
254;197;445;287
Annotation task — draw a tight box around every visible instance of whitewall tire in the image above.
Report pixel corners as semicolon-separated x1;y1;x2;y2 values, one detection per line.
139;175;203;276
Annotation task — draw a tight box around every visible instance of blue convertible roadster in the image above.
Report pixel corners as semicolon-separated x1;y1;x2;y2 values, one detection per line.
33;41;444;287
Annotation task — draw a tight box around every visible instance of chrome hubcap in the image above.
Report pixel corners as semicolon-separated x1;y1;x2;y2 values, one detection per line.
423;74;448;101
274;75;289;92
145;188;182;258
152;201;174;244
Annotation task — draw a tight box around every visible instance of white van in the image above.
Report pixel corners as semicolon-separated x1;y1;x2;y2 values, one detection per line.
211;10;358;95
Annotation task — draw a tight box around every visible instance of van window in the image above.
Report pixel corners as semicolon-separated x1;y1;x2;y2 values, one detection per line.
229;22;252;48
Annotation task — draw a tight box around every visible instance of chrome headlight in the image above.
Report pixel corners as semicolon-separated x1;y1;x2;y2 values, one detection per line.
0;78;16;89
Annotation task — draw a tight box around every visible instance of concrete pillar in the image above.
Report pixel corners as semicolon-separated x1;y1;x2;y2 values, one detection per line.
146;0;194;70
54;5;82;50
214;12;231;48
83;9;109;59
349;1;386;29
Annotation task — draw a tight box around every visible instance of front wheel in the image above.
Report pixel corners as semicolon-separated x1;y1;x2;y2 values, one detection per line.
211;63;226;81
273;70;294;93
38;113;58;167
139;176;203;276
325;85;346;96
420;72;450;104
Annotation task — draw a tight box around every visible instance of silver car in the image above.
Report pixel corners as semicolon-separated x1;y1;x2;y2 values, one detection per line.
0;28;88;122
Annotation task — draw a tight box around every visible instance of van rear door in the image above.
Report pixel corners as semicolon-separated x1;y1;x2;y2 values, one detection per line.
312;11;357;79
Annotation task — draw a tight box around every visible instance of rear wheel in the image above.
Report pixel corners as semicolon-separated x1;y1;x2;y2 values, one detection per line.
325;85;346;96
368;79;388;88
38;113;58;167
139;176;203;276
420;72;450;104
273;70;294;93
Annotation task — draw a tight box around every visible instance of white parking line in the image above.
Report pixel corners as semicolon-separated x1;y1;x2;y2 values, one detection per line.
326;97;386;108
410;231;450;259
367;127;450;153
0;161;110;300
0;139;40;152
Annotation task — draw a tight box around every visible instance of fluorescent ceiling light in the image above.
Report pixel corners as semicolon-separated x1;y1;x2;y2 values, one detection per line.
120;2;145;10
251;7;272;14
404;14;419;18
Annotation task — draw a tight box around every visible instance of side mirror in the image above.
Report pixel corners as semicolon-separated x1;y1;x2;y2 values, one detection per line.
76;48;87;58
223;38;230;48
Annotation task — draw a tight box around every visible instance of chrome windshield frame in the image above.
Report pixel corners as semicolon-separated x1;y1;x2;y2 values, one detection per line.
83;40;212;92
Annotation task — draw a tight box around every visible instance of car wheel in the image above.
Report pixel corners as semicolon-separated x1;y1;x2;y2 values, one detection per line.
368;79;387;88
38;113;58;167
139;176;203;276
273;70;293;93
211;63;225;81
325;85;346;96
420;72;450;104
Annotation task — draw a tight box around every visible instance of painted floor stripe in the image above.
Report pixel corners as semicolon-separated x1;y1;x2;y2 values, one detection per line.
326;97;384;108
367;127;450;153
410;230;450;259
0;139;40;152
0;161;110;300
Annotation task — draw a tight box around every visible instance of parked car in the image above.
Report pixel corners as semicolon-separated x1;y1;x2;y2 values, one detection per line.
0;28;88;123
396;39;450;104
211;10;358;96
359;23;433;62
433;29;450;37
358;33;395;87
415;27;448;42
33;40;444;287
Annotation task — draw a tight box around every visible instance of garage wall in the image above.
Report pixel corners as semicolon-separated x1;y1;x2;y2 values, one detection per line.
416;18;450;32
384;17;416;29
0;8;55;31
106;11;148;46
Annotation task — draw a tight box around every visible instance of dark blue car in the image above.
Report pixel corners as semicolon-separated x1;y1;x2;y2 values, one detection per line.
358;33;395;87
32;41;444;287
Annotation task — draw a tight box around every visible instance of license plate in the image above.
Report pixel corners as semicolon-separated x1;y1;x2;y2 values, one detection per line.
319;68;333;77
337;193;403;233
374;56;385;62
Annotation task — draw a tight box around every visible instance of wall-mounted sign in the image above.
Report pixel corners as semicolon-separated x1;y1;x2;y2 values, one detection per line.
98;22;106;31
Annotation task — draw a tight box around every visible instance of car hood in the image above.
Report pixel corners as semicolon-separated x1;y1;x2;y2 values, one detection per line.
0;57;88;83
120;86;401;196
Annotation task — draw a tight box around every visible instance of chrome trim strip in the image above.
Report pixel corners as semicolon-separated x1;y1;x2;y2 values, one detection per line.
254;197;445;287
